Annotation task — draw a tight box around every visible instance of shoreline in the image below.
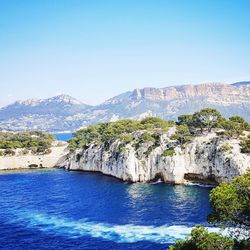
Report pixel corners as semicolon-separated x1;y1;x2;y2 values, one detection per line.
0;167;217;187
0;145;68;171
0;167;56;174
61;168;218;186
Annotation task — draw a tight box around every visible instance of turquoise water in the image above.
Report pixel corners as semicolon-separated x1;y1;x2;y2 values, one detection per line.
0;169;214;249
54;133;72;141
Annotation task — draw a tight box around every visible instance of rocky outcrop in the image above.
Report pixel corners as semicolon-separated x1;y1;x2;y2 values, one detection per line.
59;131;249;184
0;145;68;170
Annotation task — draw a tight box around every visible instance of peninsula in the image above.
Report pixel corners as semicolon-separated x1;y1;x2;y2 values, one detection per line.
59;108;250;184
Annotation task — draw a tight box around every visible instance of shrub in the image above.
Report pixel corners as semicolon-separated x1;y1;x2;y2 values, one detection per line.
221;120;245;138
220;143;233;152
171;125;192;147
3;149;15;156
118;133;133;144
118;144;126;153
168;225;234;250
139;132;155;143
140;117;169;129
162;148;175;157
19;149;29;155
240;135;250;154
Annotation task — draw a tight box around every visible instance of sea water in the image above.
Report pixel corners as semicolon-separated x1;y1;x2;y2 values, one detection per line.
0;169;216;250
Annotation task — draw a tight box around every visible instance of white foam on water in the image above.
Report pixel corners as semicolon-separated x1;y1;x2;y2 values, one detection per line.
184;181;215;188
9;210;225;244
151;179;163;185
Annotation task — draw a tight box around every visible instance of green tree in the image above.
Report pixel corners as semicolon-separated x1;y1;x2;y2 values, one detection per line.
171;125;192;147
140;117;169;129
0;131;54;152
192;108;222;133
229;116;249;130
221;118;247;138
177;114;193;127
208;171;250;241
168;225;234;250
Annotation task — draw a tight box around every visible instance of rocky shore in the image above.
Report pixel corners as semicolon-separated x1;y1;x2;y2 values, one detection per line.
0;143;68;170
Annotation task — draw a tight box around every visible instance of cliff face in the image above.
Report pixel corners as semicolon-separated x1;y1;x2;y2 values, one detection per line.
132;83;250;104
60;130;249;184
0;145;68;170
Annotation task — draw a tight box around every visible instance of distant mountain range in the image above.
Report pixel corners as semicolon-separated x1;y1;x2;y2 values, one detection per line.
0;82;249;132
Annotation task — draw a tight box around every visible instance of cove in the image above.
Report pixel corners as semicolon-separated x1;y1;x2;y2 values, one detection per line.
0;169;215;249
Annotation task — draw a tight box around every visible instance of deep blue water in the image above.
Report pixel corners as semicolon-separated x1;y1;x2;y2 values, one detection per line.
54;133;73;141
0;169;214;250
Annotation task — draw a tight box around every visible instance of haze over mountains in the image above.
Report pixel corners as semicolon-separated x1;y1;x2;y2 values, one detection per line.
0;82;249;132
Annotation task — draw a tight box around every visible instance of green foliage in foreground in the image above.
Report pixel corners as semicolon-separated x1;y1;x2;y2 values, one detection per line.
168;225;234;250
170;172;250;249
208;170;250;239
0;131;55;155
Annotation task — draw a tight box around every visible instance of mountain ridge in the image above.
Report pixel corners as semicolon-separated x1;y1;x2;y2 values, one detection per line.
0;82;249;132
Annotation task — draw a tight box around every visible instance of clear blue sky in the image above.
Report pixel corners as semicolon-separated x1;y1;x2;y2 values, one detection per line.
0;0;250;106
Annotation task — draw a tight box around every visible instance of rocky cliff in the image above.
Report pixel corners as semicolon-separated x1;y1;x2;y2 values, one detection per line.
59;129;249;184
131;83;250;103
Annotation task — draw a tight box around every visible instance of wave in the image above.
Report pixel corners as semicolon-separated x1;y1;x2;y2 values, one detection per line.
150;178;163;185
184;181;215;188
8;210;224;244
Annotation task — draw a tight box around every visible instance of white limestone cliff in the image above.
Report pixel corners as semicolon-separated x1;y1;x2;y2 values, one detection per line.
60;130;249;184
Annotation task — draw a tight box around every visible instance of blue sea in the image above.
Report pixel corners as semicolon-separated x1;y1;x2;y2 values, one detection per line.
0;169;214;250
0;133;215;249
54;133;73;141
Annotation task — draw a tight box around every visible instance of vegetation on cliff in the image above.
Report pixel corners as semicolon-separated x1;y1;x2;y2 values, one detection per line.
178;109;250;136
68;117;174;150
240;135;250;154
0;131;55;156
69;108;250;156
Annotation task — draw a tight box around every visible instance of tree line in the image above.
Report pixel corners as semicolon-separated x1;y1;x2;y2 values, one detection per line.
68;108;250;155
0;131;55;156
